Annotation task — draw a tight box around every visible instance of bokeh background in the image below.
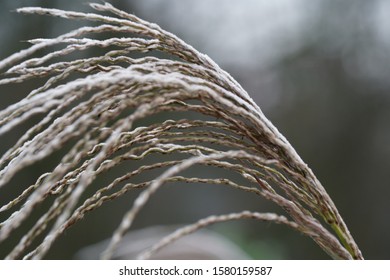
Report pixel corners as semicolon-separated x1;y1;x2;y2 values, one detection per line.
0;0;389;259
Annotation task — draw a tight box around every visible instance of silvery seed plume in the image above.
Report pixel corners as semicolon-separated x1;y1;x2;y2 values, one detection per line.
0;2;362;260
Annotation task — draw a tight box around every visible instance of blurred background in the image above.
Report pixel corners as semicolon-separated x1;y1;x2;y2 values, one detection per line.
0;0;389;259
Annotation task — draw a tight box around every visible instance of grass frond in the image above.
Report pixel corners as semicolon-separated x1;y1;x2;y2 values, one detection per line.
0;2;362;260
